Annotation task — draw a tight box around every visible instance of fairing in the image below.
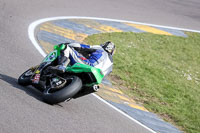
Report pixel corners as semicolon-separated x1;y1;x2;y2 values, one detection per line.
41;44;104;85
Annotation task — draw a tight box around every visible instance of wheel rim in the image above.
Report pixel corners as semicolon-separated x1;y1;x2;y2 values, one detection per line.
21;69;33;79
25;70;33;76
45;77;74;94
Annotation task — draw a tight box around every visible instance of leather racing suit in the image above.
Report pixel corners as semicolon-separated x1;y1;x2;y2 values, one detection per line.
58;43;113;77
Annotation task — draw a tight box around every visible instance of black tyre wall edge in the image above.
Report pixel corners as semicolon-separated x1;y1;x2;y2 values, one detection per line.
43;76;82;104
18;69;32;86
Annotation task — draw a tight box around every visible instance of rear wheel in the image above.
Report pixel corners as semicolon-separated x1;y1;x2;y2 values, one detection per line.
43;75;82;104
18;69;34;86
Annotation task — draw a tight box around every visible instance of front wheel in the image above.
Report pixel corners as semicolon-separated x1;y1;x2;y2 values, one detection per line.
18;69;34;86
43;76;82;104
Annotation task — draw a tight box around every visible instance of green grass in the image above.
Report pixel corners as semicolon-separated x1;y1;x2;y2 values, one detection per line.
83;32;200;133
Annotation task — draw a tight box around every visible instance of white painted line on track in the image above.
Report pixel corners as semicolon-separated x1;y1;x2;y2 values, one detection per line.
28;16;199;133
92;94;156;133
29;16;200;34
28;21;47;57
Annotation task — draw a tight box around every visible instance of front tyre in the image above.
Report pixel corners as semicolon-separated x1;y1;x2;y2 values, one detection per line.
18;69;33;86
43;76;82;104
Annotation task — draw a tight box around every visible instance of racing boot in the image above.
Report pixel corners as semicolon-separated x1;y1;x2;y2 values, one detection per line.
49;58;70;74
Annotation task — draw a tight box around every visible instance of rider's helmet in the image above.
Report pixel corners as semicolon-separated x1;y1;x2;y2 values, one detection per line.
101;41;115;56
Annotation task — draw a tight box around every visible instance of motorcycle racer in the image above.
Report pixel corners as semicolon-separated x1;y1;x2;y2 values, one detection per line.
50;41;115;77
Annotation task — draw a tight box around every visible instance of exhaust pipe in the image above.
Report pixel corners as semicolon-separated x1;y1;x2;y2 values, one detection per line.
93;85;99;92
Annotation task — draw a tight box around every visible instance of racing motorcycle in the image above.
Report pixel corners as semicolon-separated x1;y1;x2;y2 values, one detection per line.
18;44;104;104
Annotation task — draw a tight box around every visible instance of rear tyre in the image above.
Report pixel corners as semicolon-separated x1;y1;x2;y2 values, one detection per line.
43;76;82;104
18;69;33;86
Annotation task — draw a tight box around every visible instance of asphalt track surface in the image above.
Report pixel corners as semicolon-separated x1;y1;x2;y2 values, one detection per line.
0;0;200;133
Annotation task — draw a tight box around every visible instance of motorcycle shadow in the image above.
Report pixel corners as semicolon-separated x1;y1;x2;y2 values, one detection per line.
0;73;98;105
73;86;96;99
0;73;43;103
